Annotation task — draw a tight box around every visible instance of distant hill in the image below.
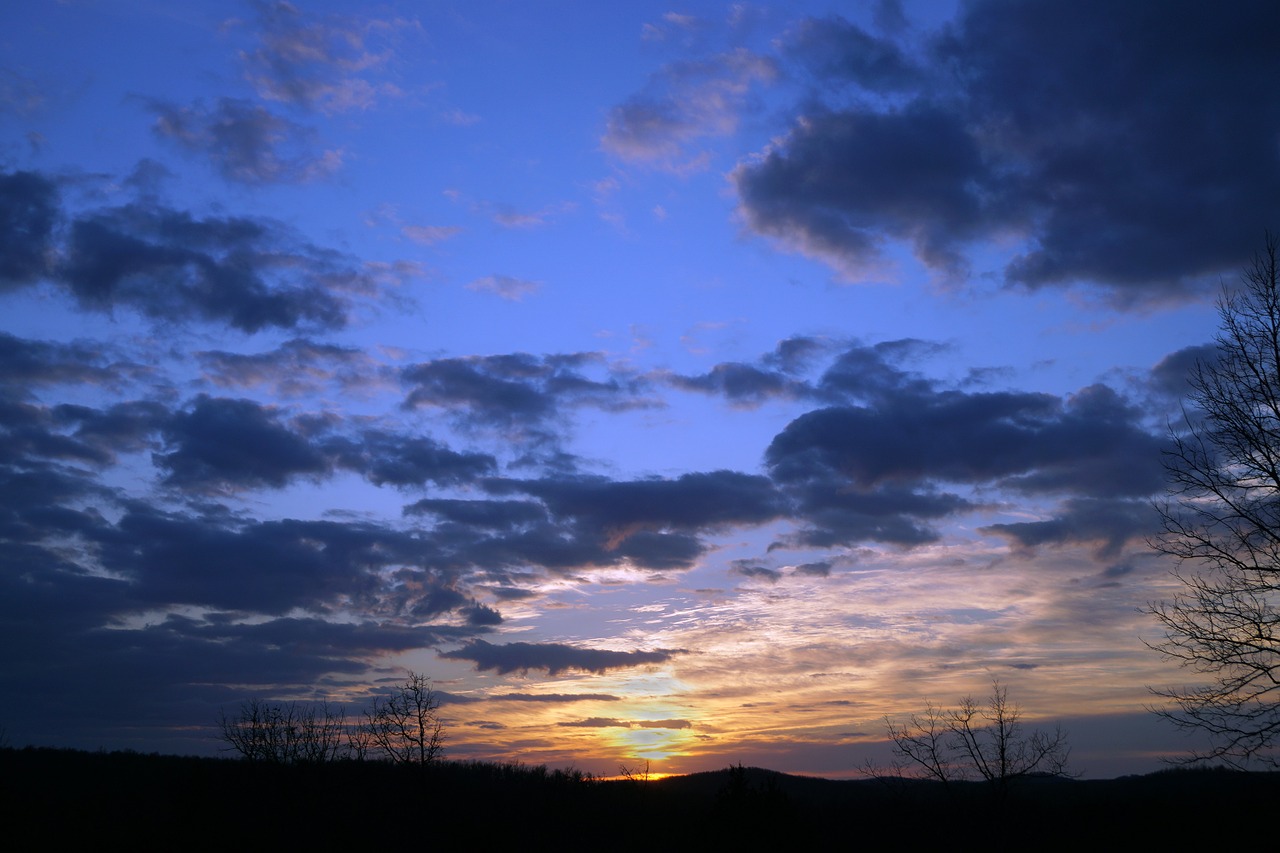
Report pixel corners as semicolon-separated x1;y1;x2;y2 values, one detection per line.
3;748;1277;848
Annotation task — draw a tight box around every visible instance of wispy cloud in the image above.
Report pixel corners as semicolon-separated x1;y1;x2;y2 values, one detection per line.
402;224;463;245
465;274;540;301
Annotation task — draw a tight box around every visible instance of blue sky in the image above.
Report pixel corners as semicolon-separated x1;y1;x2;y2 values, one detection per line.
2;0;1276;778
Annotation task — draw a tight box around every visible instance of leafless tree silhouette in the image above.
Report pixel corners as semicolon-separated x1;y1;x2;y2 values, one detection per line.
885;680;1072;800
361;671;446;766
218;699;346;764
1150;233;1280;768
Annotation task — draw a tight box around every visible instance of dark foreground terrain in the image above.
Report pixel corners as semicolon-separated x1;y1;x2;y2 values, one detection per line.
3;747;1277;849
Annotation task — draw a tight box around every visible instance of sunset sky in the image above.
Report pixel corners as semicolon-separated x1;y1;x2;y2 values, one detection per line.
3;0;1277;779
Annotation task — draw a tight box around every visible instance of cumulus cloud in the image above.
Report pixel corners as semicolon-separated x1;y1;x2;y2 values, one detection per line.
325;429;497;488
138;389;498;494
1149;344;1216;401
519;470;786;538
95;506;449;617
764;341;1164;547
56;198;364;332
735;0;1280;299
401;351;652;435
442;639;681;675
155;395;328;491
408;497;669;574
0;165;406;334
735;104;996;278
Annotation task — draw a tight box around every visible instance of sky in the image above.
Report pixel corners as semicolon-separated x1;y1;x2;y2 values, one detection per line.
2;0;1277;780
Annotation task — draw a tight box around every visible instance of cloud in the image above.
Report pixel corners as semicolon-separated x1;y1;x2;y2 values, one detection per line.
439;108;480;126
0;170;58;287
150;98;341;185
792;560;832;578
0;398;116;468
980;497;1157;558
54;400;169;459
153;393;497;493
466;275;541;302
0;332;128;391
197;338;384;398
56;196;363;332
640;11;710;45
239;1;416;114
783;14;921;92
326;429;497;488
764;342;1164;546
0;66;47;117
557;717;691;729
558;717;631;728
491;692;621;703
441;639;681;675
93;505;455;617
734;103;995;278
663;362;807;407
526;469;784;530
402;225;462;245
409;488;707;574
407;493;709;573
488;202;574;229
1149;344;1216;401
736;1;1280;299
404;498;547;528
156;395;328;491
732;563;782;584
401;352;651;435
603;49;777;171
512;469;787;557
770;347;1162;497
634;718;692;729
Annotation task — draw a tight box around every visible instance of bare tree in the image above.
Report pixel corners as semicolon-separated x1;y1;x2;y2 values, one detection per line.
361;671;446;766
885;680;1072;800
218;699;346;764
1149;233;1280;768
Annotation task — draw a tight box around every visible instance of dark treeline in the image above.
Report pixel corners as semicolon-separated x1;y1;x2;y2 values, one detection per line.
4;747;1279;849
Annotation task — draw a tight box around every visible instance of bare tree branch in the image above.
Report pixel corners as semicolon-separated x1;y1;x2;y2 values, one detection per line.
218;699;346;764
1149;233;1280;769
885;680;1072;801
360;671;446;766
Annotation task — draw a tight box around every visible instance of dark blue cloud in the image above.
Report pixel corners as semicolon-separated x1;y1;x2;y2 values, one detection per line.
442;639;682;676
150;97;337;185
764;342;1165;547
738;0;1280;299
156;395;328;490
0;170;58;287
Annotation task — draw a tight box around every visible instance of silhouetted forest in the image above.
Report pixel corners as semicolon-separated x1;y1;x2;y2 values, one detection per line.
4;747;1277;848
